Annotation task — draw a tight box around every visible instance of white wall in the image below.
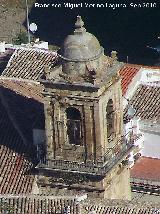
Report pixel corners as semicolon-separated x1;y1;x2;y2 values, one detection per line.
33;41;49;49
0;42;5;53
125;118;144;167
140;68;160;83
139;120;160;158
122;66;160;162
126;119;160;163
141;132;160;159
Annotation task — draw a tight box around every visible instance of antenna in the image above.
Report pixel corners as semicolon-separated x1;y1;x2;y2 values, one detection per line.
25;0;30;43
29;23;38;33
127;56;129;63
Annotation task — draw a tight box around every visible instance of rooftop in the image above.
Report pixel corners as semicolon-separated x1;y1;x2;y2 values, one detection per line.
0;195;79;214
2;48;56;81
0;89;35;194
0;49;14;74
125;84;160;121
0;77;45;195
0;146;34;194
82;199;160;214
131;156;160;181
119;64;141;95
1;195;160;214
0;78;43;103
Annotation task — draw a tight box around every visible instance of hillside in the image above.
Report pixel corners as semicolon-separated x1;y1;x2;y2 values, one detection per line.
1;0;34;8
0;0;35;43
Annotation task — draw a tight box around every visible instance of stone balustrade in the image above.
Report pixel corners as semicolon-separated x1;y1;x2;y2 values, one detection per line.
37;137;134;176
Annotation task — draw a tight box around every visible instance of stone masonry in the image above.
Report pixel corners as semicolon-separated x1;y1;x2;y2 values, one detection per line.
36;16;133;200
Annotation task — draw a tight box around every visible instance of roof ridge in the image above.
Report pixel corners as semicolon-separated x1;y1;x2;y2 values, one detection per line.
82;199;160;208
0;194;78;199
0;76;40;84
8;46;57;55
125;63;160;69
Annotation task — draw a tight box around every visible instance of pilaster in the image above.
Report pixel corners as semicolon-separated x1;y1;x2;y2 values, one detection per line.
44;96;54;159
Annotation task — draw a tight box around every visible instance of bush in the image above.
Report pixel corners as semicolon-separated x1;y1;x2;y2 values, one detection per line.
13;31;28;45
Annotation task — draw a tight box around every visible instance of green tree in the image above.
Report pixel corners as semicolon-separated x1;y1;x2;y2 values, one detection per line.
13;31;28;45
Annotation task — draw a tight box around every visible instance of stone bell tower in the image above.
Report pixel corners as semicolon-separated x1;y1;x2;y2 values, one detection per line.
37;16;134;200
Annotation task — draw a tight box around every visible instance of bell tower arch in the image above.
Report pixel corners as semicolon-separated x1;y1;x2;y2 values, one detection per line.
65;107;82;146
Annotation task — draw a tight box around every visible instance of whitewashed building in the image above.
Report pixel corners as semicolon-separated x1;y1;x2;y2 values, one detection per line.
120;64;160;165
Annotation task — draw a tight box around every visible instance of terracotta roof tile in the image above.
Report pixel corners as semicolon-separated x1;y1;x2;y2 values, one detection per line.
0;78;44;103
0;196;79;214
0;60;46;194
0;95;34;194
2;48;56;81
0;49;14;75
82;199;160;214
0;86;45;145
119;64;141;95
0;146;34;194
0;196;160;214
125;84;160;121
131;157;160;181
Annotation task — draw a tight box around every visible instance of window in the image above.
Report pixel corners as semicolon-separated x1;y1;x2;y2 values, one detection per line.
106;99;114;141
66;107;82;145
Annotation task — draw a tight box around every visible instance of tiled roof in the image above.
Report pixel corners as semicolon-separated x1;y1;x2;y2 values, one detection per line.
0;195;79;214
2;48;56;81
0;47;46;195
83;205;155;213
0;78;44;103
0;49;14;75
1;196;160;214
0;92;34;194
0;146;34;194
0;91;22;152
82;199;160;214
125;84;160;121
119;64;141;95
0;86;45;146
131;157;160;181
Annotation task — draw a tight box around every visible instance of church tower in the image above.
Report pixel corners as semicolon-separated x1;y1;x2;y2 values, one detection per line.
37;16;134;199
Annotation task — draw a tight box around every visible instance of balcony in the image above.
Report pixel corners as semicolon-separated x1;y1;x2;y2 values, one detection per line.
37;135;135;176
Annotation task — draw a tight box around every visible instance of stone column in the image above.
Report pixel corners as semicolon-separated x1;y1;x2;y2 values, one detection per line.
44;96;54;159
93;101;103;160
84;103;94;161
119;95;124;136
53;100;63;158
59;104;66;146
114;89;120;136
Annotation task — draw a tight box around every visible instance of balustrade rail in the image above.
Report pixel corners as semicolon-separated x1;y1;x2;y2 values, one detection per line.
38;135;135;176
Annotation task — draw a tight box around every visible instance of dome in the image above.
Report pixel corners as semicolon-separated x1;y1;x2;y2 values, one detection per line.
58;16;103;62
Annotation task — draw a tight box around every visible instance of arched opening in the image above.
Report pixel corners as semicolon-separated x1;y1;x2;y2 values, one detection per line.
66;107;82;145
106;99;114;142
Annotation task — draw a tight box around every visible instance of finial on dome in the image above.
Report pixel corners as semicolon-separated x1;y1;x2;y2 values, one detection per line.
74;15;86;33
75;16;84;28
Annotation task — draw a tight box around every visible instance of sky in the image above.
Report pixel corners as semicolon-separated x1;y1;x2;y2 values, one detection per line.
27;0;160;65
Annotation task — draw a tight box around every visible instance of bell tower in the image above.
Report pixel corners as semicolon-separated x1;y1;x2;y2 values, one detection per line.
37;16;134;199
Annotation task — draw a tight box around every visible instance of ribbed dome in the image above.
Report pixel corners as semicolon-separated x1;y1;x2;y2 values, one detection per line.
59;16;103;62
